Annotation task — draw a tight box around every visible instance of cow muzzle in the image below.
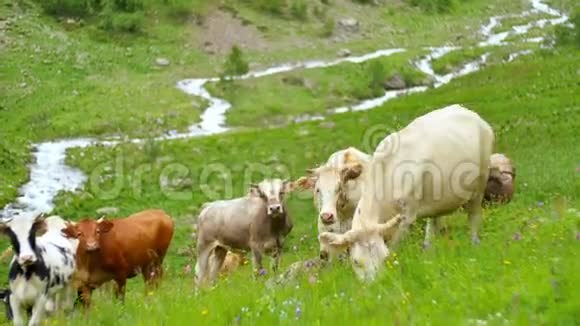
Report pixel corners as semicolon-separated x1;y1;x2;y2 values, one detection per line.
18;255;36;266
320;212;335;225
86;242;100;252
267;204;283;216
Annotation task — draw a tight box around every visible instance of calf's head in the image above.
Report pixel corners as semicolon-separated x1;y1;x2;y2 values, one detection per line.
296;163;363;225
0;213;48;266
62;218;113;252
319;214;403;282
249;179;294;217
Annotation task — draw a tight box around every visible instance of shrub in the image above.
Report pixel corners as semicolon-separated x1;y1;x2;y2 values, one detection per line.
98;10;145;33
223;45;250;77
253;0;286;16
407;0;456;13
36;0;98;17
290;0;308;21
367;60;386;96
555;11;580;48
319;17;335;37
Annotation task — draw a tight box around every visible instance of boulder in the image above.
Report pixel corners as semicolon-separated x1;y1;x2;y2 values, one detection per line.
384;74;407;90
337;48;351;57
155;58;170;67
338;18;360;33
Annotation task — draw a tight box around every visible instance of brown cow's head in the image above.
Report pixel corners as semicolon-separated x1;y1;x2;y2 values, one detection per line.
249;179;294;218
61;218;113;252
295;162;363;225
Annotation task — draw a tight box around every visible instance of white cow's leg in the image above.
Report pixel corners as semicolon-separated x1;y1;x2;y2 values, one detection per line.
208;247;227;284
423;218;434;249
10;296;25;326
195;245;213;287
28;295;48;326
423;217;442;249
466;193;484;245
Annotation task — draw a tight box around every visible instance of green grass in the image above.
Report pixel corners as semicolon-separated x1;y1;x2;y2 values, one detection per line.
0;0;578;323
206;50;428;127
492;13;554;34
0;0;537;208
0;48;570;324
431;46;491;75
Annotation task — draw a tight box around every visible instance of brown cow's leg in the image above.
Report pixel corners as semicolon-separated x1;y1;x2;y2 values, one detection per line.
114;278;127;302
79;286;93;309
271;247;281;272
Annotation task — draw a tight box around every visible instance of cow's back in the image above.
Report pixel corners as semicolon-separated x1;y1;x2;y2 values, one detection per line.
197;197;264;250
103;209;174;268
374;105;494;218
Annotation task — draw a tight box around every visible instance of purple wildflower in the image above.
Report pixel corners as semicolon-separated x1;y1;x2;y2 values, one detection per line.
258;268;267;276
512;232;522;241
295;306;302;319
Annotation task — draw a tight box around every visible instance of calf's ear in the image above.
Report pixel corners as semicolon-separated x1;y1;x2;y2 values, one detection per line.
248;183;262;197
98;220;114;233
340;163;363;182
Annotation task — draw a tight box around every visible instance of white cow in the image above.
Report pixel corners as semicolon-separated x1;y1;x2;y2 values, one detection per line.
0;214;77;325
295;147;370;258
320;104;495;281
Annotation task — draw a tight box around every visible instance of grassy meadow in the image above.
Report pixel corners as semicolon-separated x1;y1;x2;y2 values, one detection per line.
0;0;578;324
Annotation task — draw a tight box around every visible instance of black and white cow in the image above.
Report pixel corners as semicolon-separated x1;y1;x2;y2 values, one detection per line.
0;214;77;325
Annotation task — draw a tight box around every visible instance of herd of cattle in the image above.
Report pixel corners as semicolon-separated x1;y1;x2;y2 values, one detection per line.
0;104;516;325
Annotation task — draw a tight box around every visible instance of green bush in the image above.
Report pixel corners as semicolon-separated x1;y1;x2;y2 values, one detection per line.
367;60;386;96
223;45;250;77
98;10;145;33
251;0;286;16
555;11;580;48
319;17;335;37
407;0;456;13
34;0;192;34
290;0;308;21
36;0;98;17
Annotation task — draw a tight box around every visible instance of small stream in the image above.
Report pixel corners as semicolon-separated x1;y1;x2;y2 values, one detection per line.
0;0;570;218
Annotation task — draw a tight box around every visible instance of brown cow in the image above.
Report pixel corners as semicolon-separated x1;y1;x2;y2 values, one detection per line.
61;209;174;307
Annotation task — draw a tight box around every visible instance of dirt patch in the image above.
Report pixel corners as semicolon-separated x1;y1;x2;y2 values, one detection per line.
197;10;268;55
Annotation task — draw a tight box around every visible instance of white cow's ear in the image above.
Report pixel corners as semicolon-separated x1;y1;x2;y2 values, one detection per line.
319;230;362;250
376;214;404;238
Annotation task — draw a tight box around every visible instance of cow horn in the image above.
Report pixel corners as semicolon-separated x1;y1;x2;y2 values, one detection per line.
0;217;13;225
97;217;105;223
306;168;316;175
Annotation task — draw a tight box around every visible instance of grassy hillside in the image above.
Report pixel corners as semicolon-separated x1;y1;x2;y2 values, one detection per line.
37;48;578;324
0;0;546;206
0;0;578;324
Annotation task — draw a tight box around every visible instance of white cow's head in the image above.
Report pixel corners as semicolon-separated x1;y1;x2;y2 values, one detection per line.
319;214;403;282
249;179;294;217
0;213;48;267
296;163;363;225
